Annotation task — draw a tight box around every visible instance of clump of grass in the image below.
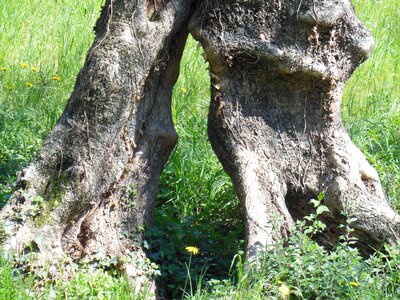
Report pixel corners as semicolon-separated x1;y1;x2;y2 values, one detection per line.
0;251;154;300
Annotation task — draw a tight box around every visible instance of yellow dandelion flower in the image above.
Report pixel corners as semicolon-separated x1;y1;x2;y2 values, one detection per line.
31;67;39;72
279;283;290;299
185;246;199;255
21;63;29;68
26;82;33;88
350;281;359;287
52;75;61;81
0;67;7;72
180;87;188;93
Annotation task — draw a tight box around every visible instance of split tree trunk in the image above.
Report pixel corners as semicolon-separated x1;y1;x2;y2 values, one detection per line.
0;0;194;289
190;0;400;257
1;0;399;294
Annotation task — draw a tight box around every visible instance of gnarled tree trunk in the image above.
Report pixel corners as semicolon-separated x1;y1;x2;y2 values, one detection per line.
0;0;194;291
1;0;399;295
190;0;399;257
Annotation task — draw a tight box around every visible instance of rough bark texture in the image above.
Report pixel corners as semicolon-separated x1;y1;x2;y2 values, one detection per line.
190;0;400;257
0;0;194;290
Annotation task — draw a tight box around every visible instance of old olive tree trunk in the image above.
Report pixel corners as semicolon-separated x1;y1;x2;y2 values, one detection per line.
0;0;399;291
190;0;399;257
0;0;194;289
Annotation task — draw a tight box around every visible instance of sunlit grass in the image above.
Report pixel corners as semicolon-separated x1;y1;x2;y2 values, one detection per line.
344;0;400;208
0;0;104;193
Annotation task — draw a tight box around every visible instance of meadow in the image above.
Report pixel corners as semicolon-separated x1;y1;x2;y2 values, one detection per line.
0;0;399;299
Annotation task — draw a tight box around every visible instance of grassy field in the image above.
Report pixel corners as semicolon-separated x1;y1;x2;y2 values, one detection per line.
0;0;399;299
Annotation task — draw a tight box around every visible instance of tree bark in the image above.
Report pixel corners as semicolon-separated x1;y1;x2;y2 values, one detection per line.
190;0;400;257
0;0;194;290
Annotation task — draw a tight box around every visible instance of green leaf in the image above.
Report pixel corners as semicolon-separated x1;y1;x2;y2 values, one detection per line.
316;205;330;215
309;199;320;208
317;192;325;201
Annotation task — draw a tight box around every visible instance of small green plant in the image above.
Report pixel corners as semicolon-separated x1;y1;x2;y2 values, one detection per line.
303;192;329;236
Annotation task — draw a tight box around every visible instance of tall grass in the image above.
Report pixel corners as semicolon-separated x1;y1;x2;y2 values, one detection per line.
344;0;400;208
0;0;399;298
0;0;104;198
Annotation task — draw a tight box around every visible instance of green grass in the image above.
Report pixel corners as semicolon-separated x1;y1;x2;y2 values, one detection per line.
344;0;400;209
0;0;399;299
0;0;103;200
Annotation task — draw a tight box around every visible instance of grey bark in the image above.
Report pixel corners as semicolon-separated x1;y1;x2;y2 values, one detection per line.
190;0;400;257
0;0;194;290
